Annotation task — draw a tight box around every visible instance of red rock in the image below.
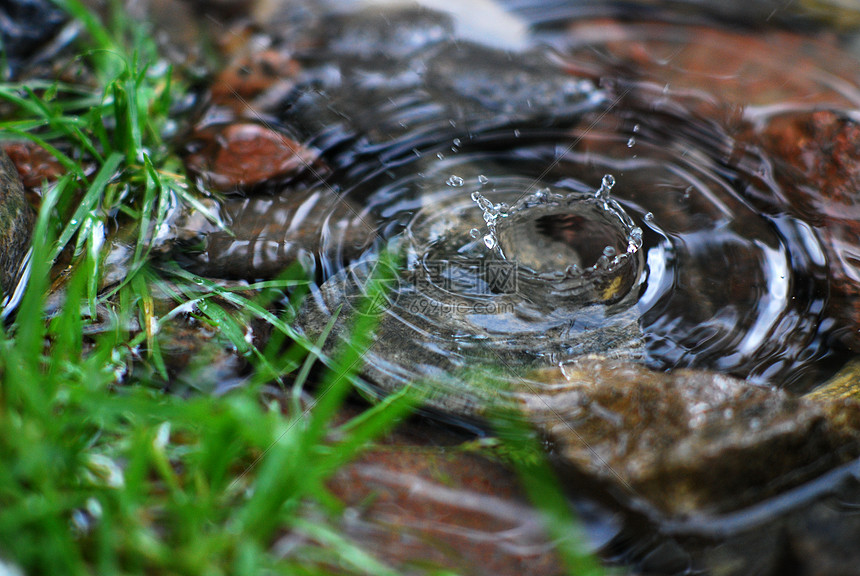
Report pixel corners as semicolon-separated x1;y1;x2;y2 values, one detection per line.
325;415;568;576
563;21;859;120
754;111;860;349
184;122;319;191
210;49;300;111
2;140;65;188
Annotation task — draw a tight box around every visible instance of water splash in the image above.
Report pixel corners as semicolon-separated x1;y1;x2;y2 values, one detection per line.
470;188;510;257
595;174;615;201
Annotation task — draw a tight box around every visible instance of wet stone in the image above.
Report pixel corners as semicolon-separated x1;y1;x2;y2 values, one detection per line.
561;20;860;120
525;357;860;517
0;149;34;298
806;360;860;403
696;468;860;576
318;7;454;62
326;436;568;576
425;42;603;126
183;122;321;192
210;49;300;112
752;110;860;351
174;188;371;280
2;140;65;189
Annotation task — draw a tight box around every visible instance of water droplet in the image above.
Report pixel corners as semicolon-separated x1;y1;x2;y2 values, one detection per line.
627;137;636;148
478;174;489;185
436;152;445;160
483;235;497;250
644;212;654;222
446;175;465;187
633;123;640;133
628;227;643;252
453;138;461;147
596;174;615;200
470;228;480;238
513;129;521;138
603;246;617;257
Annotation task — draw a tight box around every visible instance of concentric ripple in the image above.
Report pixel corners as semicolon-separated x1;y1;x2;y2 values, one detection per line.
296;116;838;408
180;1;860;408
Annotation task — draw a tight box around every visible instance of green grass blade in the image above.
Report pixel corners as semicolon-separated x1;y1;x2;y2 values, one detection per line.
52;151;122;261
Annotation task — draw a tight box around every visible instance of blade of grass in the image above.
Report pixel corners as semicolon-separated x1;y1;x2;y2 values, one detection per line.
490;411;607;576
52;151;122;262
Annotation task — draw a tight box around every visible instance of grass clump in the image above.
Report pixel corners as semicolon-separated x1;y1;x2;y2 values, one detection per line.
0;2;606;575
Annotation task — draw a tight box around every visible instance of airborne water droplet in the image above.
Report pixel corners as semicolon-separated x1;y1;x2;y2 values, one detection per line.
478;174;490;185
483;235;497;250
644;212;654;222
470;228;480;238
627;137;636;148
596;174;615;200
446;175;465;187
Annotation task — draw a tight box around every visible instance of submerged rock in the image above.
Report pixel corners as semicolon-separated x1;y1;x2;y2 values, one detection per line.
526;357;860;517
184;122;321;192
325;412;570;576
0;149;34;299
210;49;301;113
174;188;370;280
752;110;860;352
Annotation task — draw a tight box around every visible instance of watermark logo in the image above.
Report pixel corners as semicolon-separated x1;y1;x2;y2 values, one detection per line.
345;258;402;317
411;260;518;293
348;259;519;317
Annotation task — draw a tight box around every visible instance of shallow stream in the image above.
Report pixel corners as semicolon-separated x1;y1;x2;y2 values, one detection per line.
162;1;860;571
9;0;860;573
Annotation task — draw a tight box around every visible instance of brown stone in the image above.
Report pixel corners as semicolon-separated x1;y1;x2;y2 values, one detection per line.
210;49;300;112
755;111;860;349
2;140;64;189
323;411;567;576
0;149;34;297
563;21;859;120
183;122;320;191
522;357;860;517
174;188;369;279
